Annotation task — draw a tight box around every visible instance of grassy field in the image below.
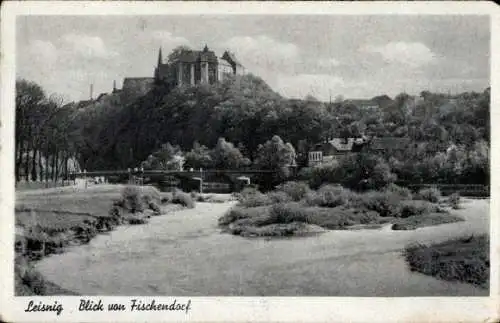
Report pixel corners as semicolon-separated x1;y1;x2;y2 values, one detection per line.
404;235;489;288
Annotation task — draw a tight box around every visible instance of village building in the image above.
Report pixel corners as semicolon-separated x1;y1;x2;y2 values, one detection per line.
307;136;411;166
308;137;368;166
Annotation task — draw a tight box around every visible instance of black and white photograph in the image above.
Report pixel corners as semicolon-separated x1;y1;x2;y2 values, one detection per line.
1;1;498;322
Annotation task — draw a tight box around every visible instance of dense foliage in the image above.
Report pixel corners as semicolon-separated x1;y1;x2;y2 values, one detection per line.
16;59;490;186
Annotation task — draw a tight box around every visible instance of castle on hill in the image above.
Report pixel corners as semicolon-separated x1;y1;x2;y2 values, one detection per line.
100;45;245;102
155;45;246;87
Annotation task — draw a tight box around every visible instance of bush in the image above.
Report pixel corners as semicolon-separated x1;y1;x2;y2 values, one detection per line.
237;187;271;207
307;163;340;189
141;186;161;205
403;235;489;287
386;183;413;199
267;191;293;204
121;186;144;213
417;187;441;203
448;193;461;209
393;212;463;230
160;193;173;204
276;181;311;201
269;203;310;224
305;184;352;208
353;190;402;217
148;201;161;214
399;200;440;218
218;206;270;226
307;207;380;229
171;190;196;208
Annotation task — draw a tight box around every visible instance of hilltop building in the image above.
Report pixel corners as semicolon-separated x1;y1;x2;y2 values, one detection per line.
105;45;245;102
154;45;245;87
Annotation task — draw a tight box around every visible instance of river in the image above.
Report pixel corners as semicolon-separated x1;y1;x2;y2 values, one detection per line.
35;199;489;296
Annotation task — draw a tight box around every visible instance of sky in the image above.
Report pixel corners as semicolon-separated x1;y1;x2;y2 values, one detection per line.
16;15;490;102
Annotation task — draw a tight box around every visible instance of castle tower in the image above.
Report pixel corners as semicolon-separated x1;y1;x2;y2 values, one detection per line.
157;47;163;66
155;47;163;82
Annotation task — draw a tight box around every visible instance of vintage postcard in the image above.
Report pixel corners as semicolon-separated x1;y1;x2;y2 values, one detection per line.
1;1;499;322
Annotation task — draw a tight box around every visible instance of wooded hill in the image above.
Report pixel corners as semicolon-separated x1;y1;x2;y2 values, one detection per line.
16;73;489;185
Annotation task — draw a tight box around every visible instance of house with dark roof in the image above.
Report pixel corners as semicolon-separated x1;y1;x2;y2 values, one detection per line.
308;136;411;166
308;137;368;166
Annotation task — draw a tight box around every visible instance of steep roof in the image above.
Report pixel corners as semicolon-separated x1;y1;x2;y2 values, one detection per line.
176;48;218;63
221;51;243;67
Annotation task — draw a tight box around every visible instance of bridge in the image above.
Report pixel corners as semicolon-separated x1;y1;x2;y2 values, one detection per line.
71;169;277;177
70;169;283;192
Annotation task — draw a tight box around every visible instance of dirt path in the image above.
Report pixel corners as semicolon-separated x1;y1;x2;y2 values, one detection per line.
36;199;489;296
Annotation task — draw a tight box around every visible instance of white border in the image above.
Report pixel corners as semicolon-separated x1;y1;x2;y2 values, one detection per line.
1;2;499;322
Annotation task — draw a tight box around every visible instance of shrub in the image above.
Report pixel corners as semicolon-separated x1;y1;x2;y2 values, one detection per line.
403;235;489;287
172;190;196;208
237;222;307;237
121;186;144;213
269;203;309;224
276;181;311;201
109;205;122;218
267;191;292;204
353;190;402;217
237;187;271;207
126;216;148;225
393;212;463;230
218;206;270;226
417;187;441;203
448;193;461;209
308;163;340;189
160;193;173;204
399;200;440;218
305;184;353;208
148;201;161;214
307;207;380;229
386;183;413;199
23;269;47;294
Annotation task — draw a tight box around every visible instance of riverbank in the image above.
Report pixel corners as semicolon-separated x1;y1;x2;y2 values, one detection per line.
15;184;186;295
35;198;489;296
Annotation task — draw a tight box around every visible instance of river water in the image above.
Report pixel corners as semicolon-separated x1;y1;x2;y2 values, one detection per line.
36;199;489;296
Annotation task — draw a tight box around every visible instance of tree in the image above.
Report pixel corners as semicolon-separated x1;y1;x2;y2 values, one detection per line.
211;138;250;169
167;45;192;64
336;153;396;191
254;135;296;183
141;142;184;171
184;141;214;170
16;79;46;181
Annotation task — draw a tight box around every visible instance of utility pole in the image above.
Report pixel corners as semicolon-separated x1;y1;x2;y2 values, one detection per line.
89;84;93;100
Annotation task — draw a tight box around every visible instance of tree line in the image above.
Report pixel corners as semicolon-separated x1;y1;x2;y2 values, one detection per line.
15;68;489;186
15;80;80;183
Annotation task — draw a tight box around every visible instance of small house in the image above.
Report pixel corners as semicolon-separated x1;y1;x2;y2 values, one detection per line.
308;136;410;166
308;137;368;166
